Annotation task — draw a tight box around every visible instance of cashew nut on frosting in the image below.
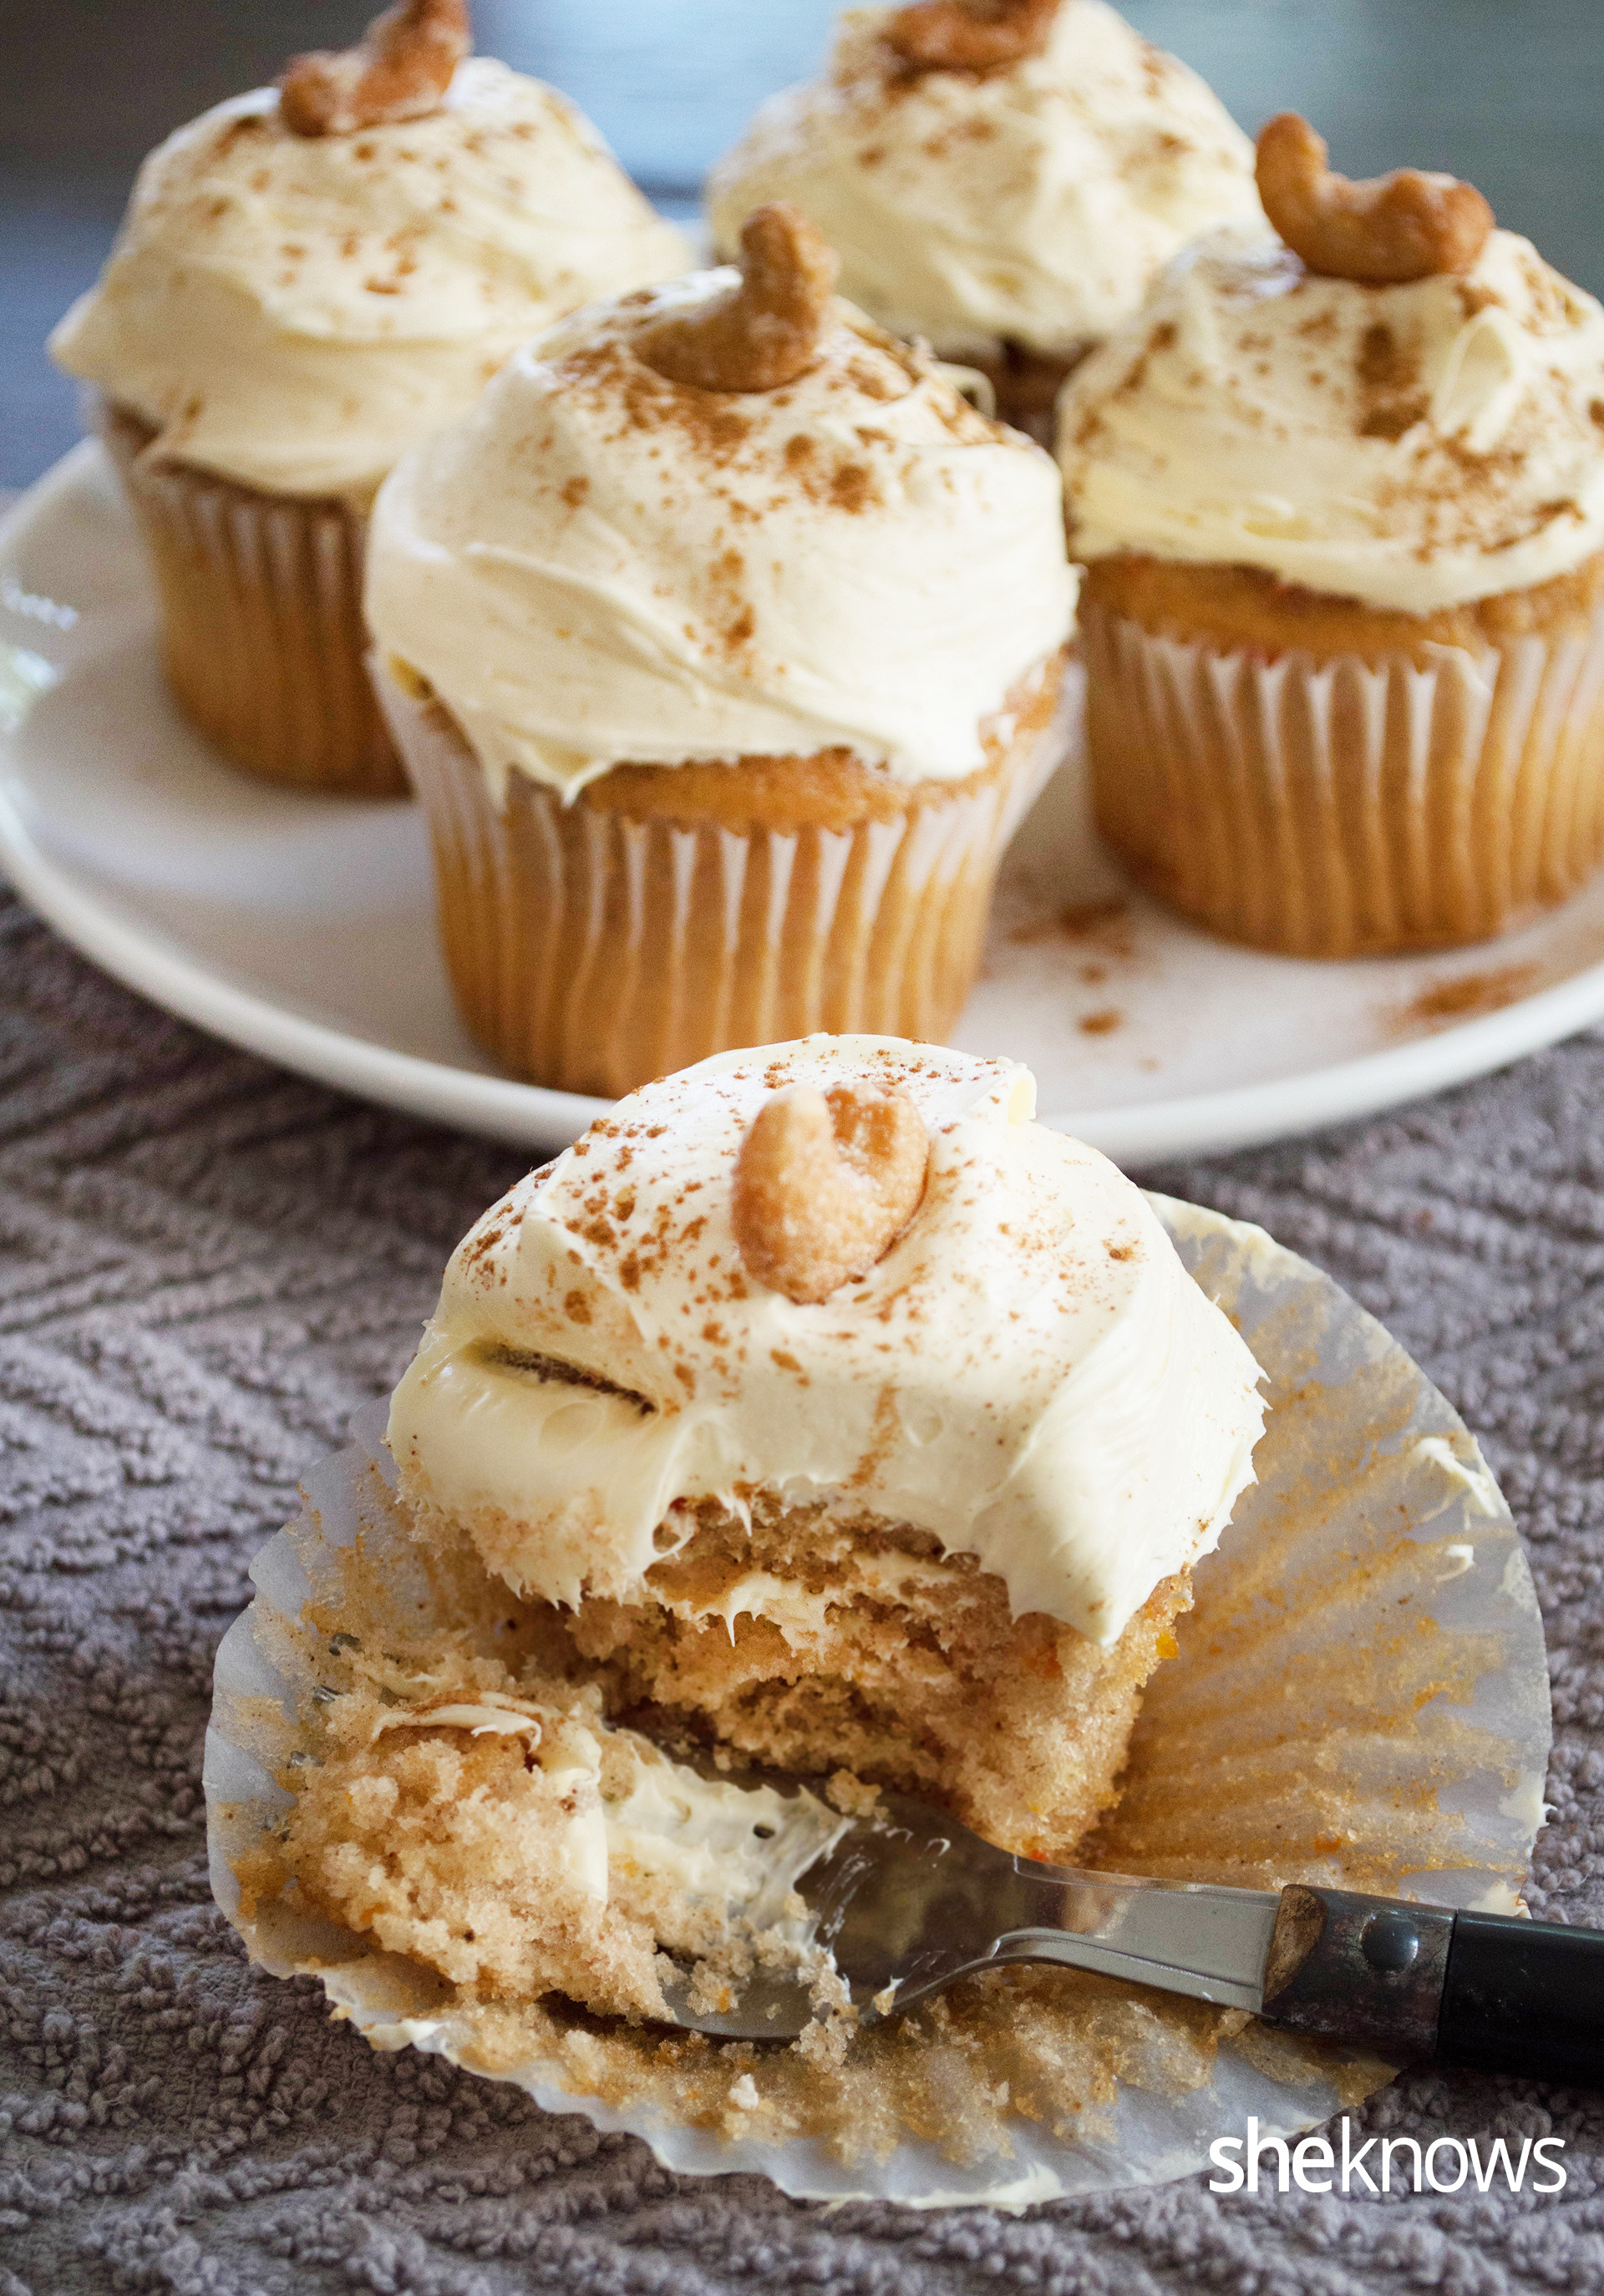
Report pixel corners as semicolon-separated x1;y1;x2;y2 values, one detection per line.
733;1083;930;1306
882;0;1060;77
279;0;470;138
1255;113;1494;286
636;204;840;394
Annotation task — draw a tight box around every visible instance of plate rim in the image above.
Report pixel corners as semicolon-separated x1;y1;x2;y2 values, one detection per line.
7;440;1604;1164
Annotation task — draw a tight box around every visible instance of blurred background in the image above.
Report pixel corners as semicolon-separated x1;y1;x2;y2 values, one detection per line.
3;0;1602;489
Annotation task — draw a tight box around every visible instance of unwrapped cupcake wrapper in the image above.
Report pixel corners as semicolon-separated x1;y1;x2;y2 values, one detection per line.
96;397;406;797
374;660;1057;1097
204;1201;1551;2208
1083;601;1604;956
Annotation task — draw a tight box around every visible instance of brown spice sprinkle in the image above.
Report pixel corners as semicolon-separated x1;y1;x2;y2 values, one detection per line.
1353;322;1428;441
829;461;878;513
636;205;839;394
1356;323;1412;392
1393;965;1539;1032
1358;399;1428;443
279;0;469;138
1010;898;1134;956
881;0;1059;79
1255;113;1494;285
733;1082;929;1305
554;339;755;469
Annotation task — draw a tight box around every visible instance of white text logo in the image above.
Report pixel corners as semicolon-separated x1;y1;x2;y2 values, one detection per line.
1207;2118;1566;2196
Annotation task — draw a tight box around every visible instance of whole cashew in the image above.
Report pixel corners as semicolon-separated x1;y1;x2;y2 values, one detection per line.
732;1082;930;1305
279;0;470;139
635;204;839;394
1255;114;1494;285
883;0;1059;77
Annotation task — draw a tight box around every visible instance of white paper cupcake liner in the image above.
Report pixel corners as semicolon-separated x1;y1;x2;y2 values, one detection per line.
96;397;405;796
1083;601;1604;955
373;658;1063;1097
204;1202;1550;2207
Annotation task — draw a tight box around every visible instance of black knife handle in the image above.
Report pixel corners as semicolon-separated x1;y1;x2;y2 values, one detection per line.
1263;1887;1604;2090
1437;1910;1604;2086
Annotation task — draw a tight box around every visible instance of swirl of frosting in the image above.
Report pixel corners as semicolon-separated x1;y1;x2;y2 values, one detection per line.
363;274;1075;797
705;0;1260;361
386;1037;1266;1645
49;61;688;500
1058;222;1604;611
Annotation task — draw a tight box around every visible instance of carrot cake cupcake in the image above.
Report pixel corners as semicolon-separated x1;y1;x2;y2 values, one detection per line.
254;1034;1265;2025
706;0;1259;438
1059;114;1604;955
49;0;687;794
365;206;1076;1095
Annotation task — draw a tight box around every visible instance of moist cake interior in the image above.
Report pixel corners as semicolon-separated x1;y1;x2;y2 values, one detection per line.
549;1488;1191;1861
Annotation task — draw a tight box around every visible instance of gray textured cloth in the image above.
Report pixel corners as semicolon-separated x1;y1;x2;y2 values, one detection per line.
3;880;1603;2294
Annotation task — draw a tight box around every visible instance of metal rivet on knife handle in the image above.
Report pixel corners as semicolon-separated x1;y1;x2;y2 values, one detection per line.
1261;1883;1454;2061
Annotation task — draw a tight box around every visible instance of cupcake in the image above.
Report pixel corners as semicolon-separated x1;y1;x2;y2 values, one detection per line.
342;1034;1267;1960
49;0;687;795
1059;115;1604;956
365;206;1076;1095
705;0;1259;440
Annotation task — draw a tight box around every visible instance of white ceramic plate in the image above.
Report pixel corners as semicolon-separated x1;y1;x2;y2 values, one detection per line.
8;440;1604;1162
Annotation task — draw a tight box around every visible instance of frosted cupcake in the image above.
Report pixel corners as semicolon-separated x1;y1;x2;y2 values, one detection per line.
706;0;1259;439
1059;115;1604;956
368;1037;1266;1903
244;1041;1265;2021
366;207;1075;1095
49;0;686;795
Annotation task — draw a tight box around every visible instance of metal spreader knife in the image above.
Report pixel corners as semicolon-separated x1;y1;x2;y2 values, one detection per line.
661;1787;1604;2084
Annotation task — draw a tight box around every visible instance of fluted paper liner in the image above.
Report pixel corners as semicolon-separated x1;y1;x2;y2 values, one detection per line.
96;398;405;797
205;1203;1550;2207
373;660;1058;1097
1084;601;1604;956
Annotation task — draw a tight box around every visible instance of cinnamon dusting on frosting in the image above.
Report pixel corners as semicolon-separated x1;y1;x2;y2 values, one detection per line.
705;0;1258;362
386;1037;1266;1642
1060;222;1604;612
49;59;688;499
365;267;1074;797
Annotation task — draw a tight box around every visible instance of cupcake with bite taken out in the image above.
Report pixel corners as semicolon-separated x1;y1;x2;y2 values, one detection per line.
1059;115;1604;956
707;0;1260;440
293;1035;1266;1959
49;0;687;794
240;1036;1267;2027
365;207;1076;1095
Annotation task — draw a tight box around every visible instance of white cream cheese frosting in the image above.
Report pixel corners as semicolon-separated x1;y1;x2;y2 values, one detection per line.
364;276;1076;798
705;0;1260;361
387;1036;1266;1645
1058;221;1604;611
49;60;688;501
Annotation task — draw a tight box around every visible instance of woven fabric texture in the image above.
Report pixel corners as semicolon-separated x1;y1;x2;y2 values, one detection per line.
3;883;1601;2293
